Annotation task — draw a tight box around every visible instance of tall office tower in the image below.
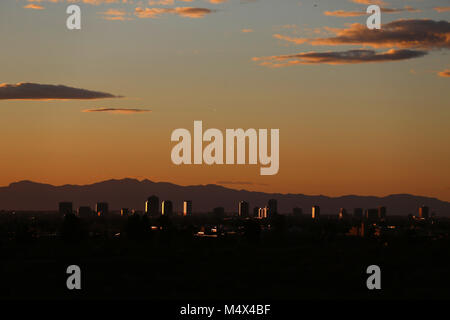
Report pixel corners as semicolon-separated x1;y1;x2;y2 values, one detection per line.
183;200;192;216
59;202;73;216
96;202;109;217
213;207;225;218
253;207;259;218
353;208;363;219
338;208;347;220
121;208;129;217
312;205;320;219
77;206;92;218
293;207;303;217
419;206;429;219
258;207;268;219
268;199;278;216
145;195;159;216
161;200;173;216
239;201;249;217
378;206;387;220
365;208;378;221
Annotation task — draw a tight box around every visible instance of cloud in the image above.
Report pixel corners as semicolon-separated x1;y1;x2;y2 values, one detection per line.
0;83;121;100
274;19;450;50
24;4;45;10
135;7;214;18
350;0;387;5
324;6;420;17
100;8;132;21
241;28;254;33
252;49;427;67
438;69;450;78
82;108;151;114
434;7;450;13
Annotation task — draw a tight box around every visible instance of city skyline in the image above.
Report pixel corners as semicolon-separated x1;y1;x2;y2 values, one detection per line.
0;0;449;201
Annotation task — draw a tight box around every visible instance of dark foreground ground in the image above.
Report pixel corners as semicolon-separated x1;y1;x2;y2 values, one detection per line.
1;235;449;300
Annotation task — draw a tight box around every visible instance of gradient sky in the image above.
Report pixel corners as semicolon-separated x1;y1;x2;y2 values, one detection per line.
0;0;449;200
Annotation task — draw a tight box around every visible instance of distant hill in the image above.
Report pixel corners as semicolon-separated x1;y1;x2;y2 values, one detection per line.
0;179;449;216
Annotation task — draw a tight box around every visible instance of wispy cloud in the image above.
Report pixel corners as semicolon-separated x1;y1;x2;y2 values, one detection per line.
253;49;427;68
82;108;151;114
273;19;450;50
241;28;254;33
135;7;214;19
438;69;450;78
324;6;420;17
434;7;450;13
0;83;121;100
24;4;45;10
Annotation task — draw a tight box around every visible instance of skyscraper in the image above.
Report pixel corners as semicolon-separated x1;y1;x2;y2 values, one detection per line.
59;202;73;216
268;199;278;216
121;208;129;217
419;206;429;219
96;202;109;217
183;200;192;216
338;208;347;220
353;208;363;219
162;200;173;216
365;208;378;221
77;206;91;218
312;205;320;219
257;207;268;219
239;201;249;217
293;207;303;217
145;195;159;216
378;206;387;220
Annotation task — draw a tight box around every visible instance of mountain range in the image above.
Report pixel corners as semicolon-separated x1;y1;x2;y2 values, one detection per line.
0;179;449;216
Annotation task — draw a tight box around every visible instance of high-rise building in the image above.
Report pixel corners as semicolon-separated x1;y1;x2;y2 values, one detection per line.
145;195;159;216
419;206;429;219
183;200;192;216
257;207;268;219
293;207;303;217
121;208;129;217
77;206;91;218
96;202;109;217
338;208;347;220
213;207;225;218
353;208;363;219
239;201;249;217
59;202;73;216
365;208;378;221
253;206;259;218
268;199;278;216
312;205;320;219
378;206;387;220
162;200;173;216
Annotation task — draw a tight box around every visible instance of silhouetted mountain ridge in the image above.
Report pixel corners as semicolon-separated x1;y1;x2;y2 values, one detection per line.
1;179;449;216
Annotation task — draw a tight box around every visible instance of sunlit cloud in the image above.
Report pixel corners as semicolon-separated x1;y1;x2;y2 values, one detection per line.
241;28;254;33
0;83;121;100
324;6;420;17
100;8;133;20
24;4;45;9
83;108;151;114
253;49;427;68
434;7;450;13
135;7;214;18
274;19;450;50
438;69;450;78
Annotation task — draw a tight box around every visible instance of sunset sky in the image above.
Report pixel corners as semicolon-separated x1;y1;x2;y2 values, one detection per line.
0;0;449;201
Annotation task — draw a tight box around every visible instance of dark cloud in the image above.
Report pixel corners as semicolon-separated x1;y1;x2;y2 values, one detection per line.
253;49;427;67
0;83;121;100
275;19;450;49
82;108;151;114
